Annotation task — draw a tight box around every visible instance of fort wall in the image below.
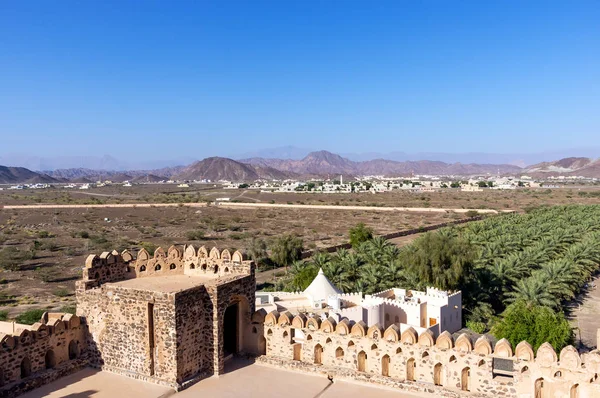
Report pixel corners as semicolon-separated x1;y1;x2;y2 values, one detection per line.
259;310;600;398
0;313;86;397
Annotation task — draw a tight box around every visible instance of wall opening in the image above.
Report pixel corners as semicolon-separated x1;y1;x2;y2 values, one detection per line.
336;347;344;359
155;264;161;271
68;340;79;360
407;358;415;381
170;263;177;270
293;343;302;361
570;383;579;398
535;377;544;398
20;357;31;379
314;344;323;365
358;350;367;372
45;349;56;369
148;303;155;376
461;367;470;391
434;363;443;386
224;303;239;356
382;355;390;377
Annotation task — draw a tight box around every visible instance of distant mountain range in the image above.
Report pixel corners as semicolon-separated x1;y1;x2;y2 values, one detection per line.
1;151;599;184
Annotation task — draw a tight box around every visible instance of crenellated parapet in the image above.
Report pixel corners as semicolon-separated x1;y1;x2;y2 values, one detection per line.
0;312;87;395
77;245;254;292
257;309;600;398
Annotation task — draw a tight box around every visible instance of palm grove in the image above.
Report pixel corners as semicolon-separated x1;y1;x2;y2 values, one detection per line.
257;205;600;352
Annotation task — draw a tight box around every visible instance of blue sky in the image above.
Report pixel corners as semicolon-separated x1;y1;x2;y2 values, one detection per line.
1;1;599;162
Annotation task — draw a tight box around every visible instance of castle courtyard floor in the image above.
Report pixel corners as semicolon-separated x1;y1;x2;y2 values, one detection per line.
21;360;432;398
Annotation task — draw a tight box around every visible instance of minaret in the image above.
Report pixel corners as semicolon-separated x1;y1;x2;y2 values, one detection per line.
340;174;343;185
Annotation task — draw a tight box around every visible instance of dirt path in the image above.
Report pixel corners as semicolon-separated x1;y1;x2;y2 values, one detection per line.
569;275;600;351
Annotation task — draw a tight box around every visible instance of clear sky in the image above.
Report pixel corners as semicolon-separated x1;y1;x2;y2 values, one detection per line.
1;1;599;161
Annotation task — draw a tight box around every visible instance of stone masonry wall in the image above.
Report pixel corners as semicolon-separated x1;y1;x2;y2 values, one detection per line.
0;313;87;397
259;310;600;398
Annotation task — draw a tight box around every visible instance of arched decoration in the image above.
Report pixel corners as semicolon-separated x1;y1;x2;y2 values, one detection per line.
477;359;486;368
184;244;196;259
367;323;384;340
155;264;162;271
571;384;579;398
307;334;313;341
554;371;562;378
45;349;56;369
292;314;307;329
435;331;454;350
153;247;166;259
198;246;209;258
252;326;257;334
32;323;48;338
283;331;289;339
213;265;219;274
68;340;80;360
455;333;472;353
348;340;355;348
168;245;182;258
326;337;333;344
351;321;367;337
265;311;279;326
521;365;529;374
267;329;273;336
400;327;418;345
209;247;220;260
536;342;558;365
422;351;430;359
189;263;196;269
320;317;337;333
224;267;229;273
293;343;302;361
20;357;31;379
560;345;581;370
18;329;32;345
139;265;146;272
121;250;133;262
494;338;513;358
371;343;378;351
170;263;177;270
396;347;402;354
515;341;535;361
221;249;231;261
336;319;351;335
137;248;150;261
449;355;457;363
278;311;293;326
0;334;15;350
251;309;267;324
474;336;492;355
535;378;545;398
201;264;207;271
307;316;321;331
384;324;400;342
85;254;100;268
232;250;245;263
418;330;434;347
52;319;65;333
63;314;80;329
336;347;344;358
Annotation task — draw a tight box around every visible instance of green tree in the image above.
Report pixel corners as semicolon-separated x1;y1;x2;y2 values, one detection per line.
247;237;268;265
270;234;304;272
492;300;573;351
349;223;374;247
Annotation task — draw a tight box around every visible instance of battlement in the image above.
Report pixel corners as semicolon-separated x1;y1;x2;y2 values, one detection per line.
258;309;600;397
78;245;254;292
0;313;87;395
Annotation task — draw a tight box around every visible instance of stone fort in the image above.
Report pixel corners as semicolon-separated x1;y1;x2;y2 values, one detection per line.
0;244;599;398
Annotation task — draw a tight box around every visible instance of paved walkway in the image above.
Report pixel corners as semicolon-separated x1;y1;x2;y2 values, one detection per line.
20;367;173;398
21;361;431;398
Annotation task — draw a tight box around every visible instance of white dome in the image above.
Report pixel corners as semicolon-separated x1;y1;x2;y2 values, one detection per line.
304;268;341;302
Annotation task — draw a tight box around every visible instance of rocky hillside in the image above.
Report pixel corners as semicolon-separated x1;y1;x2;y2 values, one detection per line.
0;166;58;184
175;157;292;181
525;157;600;177
241;150;522;177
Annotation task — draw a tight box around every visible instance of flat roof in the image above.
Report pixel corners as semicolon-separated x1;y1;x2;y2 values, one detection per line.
109;274;218;293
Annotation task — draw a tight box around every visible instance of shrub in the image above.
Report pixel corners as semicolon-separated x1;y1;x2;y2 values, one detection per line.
186;230;205;240
465;210;479;218
466;320;486;334
0;310;8;321
349;223;374;247
60;305;76;314
15;309;46;325
53;288;72;297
